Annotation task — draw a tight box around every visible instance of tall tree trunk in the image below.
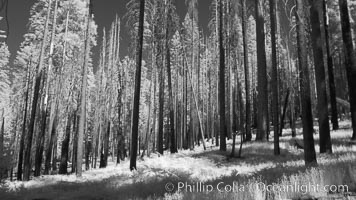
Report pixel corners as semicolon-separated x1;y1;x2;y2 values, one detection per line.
142;41;155;158
44;114;57;174
322;0;338;130
35;0;59;177
218;0;227;151
100;121;110;168
103;22;115;167
309;0;332;153
34;78;47;177
34;104;46;176
183;50;188;150
270;0;280;155
165;0;177;154
190;0;198;148
214;0;219;148
286;43;297;137
178;30;207;151
142;75;153;158
130;0;145;170
59;113;71;174
296;0;317;166
94;29;106;168
157;36;165;154
279;89;290;136
151;72;158;154
17;58;32;181
0;109;4;179
58;11;70;174
241;0;251;142
157;60;164;154
115;18;122;164
186;55;207;150
71;110;78;173
255;0;268;141
224;1;231;141
237;82;244;158
10;110;20;181
338;0;356;140
52;139;57;171
76;0;92;177
23;0;52;181
230;64;241;158
46;0;64;175
117;77;123;163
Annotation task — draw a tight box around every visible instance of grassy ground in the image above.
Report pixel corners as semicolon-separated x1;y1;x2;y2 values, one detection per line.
1;120;355;200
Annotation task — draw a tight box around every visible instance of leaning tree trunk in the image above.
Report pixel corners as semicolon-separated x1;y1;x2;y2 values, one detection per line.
129;0;145;171
338;0;356;140
296;0;317;166
23;0;52;181
186;53;207;150
309;0;332;153
255;0;268;141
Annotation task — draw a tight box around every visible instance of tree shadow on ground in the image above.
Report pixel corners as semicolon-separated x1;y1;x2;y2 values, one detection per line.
192;141;303;167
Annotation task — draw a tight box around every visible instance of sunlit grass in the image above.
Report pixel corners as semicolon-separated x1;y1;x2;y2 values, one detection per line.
1;120;355;199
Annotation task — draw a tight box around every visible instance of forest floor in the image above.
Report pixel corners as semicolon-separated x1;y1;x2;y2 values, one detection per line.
1;120;356;200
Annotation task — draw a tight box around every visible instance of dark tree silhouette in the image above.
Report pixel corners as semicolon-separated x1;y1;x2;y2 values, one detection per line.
296;0;317;166
130;0;145;170
270;0;280;155
241;0;251;142
322;0;338;130
309;0;332;153
218;0;227;151
255;0;268;141
338;0;356;141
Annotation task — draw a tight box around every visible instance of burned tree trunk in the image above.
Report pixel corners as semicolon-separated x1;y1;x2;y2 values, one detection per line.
129;0;145;170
